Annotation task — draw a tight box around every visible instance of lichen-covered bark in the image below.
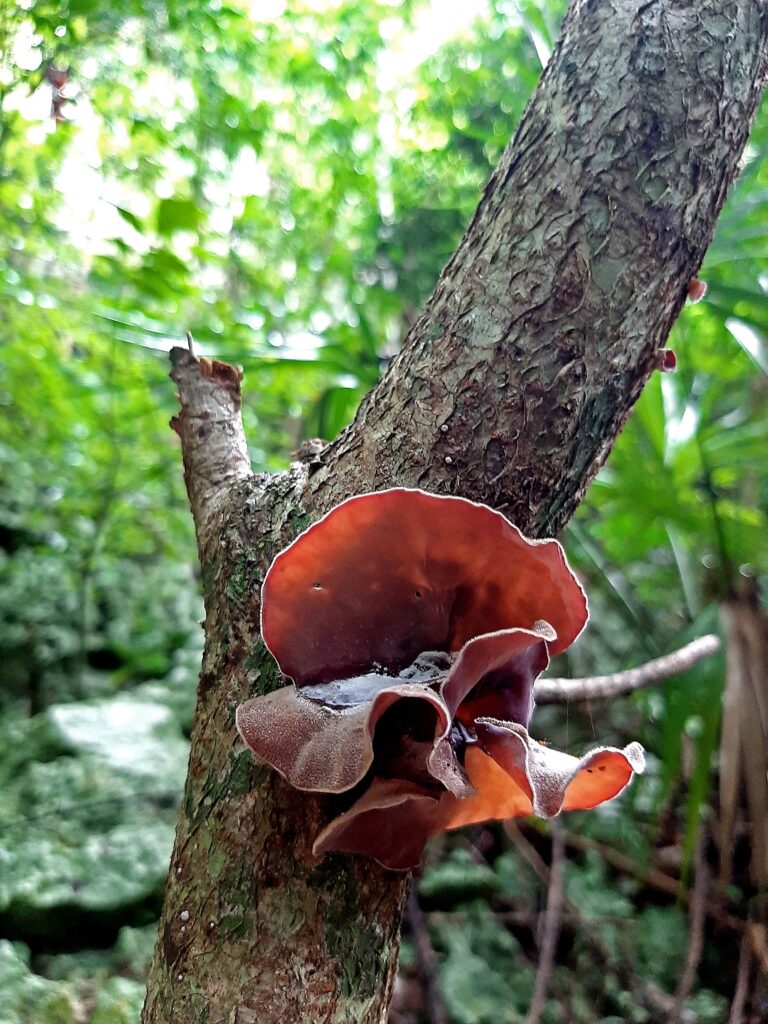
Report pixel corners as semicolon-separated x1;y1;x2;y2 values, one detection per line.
142;3;768;1022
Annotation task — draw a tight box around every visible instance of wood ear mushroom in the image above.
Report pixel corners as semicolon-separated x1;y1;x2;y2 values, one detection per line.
236;489;644;870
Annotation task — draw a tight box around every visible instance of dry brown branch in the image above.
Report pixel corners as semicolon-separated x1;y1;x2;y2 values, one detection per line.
546;821;765;967
667;830;709;1023
554;826;683;899
746;922;768;974
719;588;768;892
495;831;672;1020
406;884;448;1024
536;635;720;703
505;821;551;886
729;933;752;1024
168;348;252;543
525;820;566;1024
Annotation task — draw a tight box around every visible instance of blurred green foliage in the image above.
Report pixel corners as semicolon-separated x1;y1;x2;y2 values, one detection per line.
1;0;766;1019
0;663;196;940
413;847;730;1024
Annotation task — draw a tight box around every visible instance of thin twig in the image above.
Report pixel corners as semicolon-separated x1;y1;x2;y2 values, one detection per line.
728;933;752;1024
746;922;768;974
538;823;683;899
527;821;752;937
505;821;551;885
667;829;708;1024
525;820;565;1024
504;822;581;920
536;635;720;703
406;883;448;1024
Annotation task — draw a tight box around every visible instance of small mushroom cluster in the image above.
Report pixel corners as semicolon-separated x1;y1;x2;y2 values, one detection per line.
236;489;644;870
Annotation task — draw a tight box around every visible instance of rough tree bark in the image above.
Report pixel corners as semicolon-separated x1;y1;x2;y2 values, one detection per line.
142;3;768;1022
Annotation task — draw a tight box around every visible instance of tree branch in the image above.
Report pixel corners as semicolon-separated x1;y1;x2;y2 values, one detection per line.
525;820;565;1024
667;829;708;1024
535;634;721;703
169;348;252;546
406;884;449;1024
308;2;768;534
144;3;768;1020
728;932;752;1024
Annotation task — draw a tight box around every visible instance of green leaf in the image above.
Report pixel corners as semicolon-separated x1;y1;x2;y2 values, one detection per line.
155;198;204;236
114;206;144;233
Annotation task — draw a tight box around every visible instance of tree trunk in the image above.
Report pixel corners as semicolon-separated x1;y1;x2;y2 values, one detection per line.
142;3;768;1021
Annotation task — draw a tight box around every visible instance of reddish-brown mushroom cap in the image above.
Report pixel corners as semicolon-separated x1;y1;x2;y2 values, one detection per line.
442;746;532;828
687;277;708;303
443;721;645;829
312;778;446;871
442;625;553;727
261;489;588;687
